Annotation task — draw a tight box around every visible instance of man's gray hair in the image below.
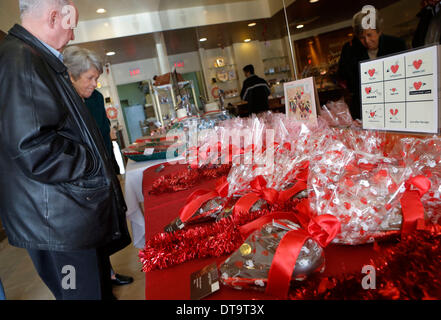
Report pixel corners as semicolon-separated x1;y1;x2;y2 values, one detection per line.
63;46;104;80
352;8;384;37
19;0;71;18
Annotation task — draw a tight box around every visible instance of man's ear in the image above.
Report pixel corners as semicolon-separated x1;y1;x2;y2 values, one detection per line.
48;10;58;29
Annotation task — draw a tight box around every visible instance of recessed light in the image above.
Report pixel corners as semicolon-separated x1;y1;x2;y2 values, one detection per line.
309;0;319;3
296;24;304;29
248;22;257;27
96;8;106;14
244;39;251;43
106;51;116;56
199;38;207;42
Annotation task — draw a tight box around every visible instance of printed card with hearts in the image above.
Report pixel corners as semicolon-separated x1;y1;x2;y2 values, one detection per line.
384;56;405;81
361;44;440;133
360;61;383;84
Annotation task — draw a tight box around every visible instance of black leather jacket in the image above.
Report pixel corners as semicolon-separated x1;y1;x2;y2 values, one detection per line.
0;24;131;253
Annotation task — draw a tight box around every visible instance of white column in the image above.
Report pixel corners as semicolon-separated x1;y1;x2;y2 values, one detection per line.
104;63;130;147
154;32;171;74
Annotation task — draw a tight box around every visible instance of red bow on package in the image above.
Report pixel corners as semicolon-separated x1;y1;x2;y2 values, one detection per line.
400;175;431;236
234;174;307;215
179;176;229;223
238;201;341;299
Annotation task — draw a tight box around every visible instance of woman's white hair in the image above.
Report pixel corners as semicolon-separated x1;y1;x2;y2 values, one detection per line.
19;0;72;18
63;46;103;80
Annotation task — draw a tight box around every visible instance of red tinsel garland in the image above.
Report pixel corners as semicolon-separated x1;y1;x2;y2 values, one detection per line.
289;227;441;300
139;199;302;272
149;164;231;195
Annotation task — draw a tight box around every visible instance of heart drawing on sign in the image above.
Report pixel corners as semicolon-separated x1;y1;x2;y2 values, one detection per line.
413;59;422;70
391;88;396;92
414;81;423;90
370;111;376;118
391;65;399;73
368;69;375;77
390;109;398;116
365;87;372;94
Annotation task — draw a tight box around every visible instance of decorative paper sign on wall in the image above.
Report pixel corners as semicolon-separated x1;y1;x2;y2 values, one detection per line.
284;77;318;126
360;45;440;133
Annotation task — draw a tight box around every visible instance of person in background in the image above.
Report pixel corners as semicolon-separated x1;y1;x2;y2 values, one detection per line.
0;278;5;300
413;0;441;48
0;0;131;300
63;46;133;287
240;64;271;115
337;7;407;120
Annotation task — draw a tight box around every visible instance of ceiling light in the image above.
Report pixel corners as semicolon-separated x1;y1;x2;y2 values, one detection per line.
309;0;319;3
248;22;257;27
244;39;251;43
106;51;116;56
296;24;304;29
96;8;107;14
199;38;207;42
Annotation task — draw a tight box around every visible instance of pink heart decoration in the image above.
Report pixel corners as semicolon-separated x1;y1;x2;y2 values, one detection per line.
414;82;422;90
413;60;422;70
390;109;398;116
368;69;375;77
391;65;399;74
370;112;376;118
365;87;372;94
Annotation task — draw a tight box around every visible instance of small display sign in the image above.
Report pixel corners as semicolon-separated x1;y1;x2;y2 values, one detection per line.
361;45;440;133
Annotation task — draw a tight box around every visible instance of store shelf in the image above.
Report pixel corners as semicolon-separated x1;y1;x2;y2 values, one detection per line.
264;70;290;76
262;56;288;62
208;64;236;70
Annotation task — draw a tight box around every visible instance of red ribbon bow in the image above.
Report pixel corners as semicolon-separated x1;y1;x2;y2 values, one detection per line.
179;176;229;223
400;175;431;236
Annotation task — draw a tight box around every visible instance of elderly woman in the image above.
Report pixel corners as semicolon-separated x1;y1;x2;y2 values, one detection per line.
337;7;407;121
63;46;133;288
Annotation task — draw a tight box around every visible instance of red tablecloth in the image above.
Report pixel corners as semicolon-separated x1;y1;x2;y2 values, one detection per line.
142;163;386;300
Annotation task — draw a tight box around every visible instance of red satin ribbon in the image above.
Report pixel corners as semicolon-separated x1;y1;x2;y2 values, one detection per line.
234;176;308;215
233;176;279;215
400;175;431;236
238;204;340;299
179;176;229;223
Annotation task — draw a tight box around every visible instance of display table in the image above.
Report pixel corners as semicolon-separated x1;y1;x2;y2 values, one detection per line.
124;158;184;248
142;163;387;300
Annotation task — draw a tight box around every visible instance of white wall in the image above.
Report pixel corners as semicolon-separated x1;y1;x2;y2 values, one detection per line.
111;58;160;86
233;41;265;85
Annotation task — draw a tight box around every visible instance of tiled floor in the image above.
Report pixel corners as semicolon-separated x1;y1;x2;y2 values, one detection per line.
0;225;145;300
0;176;145;300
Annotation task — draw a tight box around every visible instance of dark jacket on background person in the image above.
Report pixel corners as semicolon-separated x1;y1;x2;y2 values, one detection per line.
0;24;131;253
240;74;271;114
412;4;441;48
337;35;407;120
85;90;120;175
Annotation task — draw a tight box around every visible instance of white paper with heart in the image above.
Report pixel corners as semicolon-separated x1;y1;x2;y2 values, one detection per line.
361;82;383;104
406;47;435;77
360;60;383;84
406;75;434;102
385;79;406;103
384;56;405;81
385;102;405;129
362;104;385;130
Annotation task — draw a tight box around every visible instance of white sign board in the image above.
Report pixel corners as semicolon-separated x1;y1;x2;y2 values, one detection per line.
360;45;440;133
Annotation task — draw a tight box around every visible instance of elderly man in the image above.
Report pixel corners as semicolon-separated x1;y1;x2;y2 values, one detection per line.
337;7;407;120
0;0;131;300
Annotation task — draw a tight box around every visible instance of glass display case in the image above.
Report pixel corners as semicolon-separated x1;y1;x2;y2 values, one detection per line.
150;80;200;126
